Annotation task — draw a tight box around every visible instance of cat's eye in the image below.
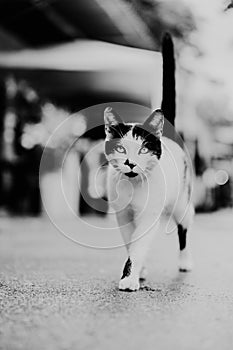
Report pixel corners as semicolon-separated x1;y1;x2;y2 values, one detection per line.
139;147;149;154
115;145;126;154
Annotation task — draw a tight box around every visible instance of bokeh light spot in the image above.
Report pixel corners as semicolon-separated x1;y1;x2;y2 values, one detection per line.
215;170;229;186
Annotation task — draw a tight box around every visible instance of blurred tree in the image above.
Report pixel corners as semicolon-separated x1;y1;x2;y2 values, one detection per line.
226;1;233;10
124;0;196;47
1;78;43;215
0;80;6;208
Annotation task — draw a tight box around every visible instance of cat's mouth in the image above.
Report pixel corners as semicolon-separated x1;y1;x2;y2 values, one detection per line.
125;171;138;178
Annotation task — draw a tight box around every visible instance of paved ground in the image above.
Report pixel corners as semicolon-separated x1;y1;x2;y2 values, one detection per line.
0;210;233;350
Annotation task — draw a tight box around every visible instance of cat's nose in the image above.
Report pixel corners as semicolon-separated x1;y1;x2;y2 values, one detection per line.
124;159;136;169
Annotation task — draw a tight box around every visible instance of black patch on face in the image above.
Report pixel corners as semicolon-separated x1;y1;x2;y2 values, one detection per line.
106;123;132;139
121;257;132;279
125;171;138;178
132;125;162;159
177;224;187;251
105;124;132;155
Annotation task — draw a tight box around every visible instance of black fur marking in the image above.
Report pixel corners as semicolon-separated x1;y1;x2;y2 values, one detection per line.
187;183;192;201
121;258;132;279
125;171;138;178
183;158;188;184
105;124;132;155
132;125;162;159
183;158;192;201
124;159;136;169
106;123;132;139
162;32;176;126
177;224;187;251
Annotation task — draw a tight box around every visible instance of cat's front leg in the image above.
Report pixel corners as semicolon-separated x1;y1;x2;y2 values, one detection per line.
119;218;159;292
118;257;140;291
116;211;148;289
116;211;135;250
118;262;148;290
116;211;140;291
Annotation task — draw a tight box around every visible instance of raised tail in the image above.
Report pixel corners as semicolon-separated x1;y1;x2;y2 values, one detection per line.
161;33;176;126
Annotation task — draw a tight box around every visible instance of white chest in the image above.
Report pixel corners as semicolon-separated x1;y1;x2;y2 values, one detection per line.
107;169;167;216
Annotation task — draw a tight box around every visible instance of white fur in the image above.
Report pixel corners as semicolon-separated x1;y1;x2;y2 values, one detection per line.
105;124;194;291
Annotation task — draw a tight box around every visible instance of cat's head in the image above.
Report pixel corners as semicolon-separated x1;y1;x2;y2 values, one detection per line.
104;107;164;178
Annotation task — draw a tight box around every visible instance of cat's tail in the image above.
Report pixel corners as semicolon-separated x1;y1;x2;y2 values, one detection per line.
161;33;176;126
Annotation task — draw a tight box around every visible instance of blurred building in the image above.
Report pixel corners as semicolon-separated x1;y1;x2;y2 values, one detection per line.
0;0;232;216
0;0;164;216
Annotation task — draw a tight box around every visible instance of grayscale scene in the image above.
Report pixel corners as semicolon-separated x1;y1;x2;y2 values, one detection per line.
0;1;233;349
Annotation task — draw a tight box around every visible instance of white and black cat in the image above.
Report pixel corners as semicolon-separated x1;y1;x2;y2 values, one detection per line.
104;107;194;291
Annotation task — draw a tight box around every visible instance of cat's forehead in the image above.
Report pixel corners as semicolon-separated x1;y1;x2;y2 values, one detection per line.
121;124;144;144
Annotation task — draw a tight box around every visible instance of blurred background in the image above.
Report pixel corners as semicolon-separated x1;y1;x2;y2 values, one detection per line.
0;0;233;218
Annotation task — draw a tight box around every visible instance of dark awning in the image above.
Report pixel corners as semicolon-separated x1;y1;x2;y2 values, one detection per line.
0;0;157;51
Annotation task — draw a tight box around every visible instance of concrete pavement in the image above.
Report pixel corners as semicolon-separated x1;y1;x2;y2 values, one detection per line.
0;211;233;350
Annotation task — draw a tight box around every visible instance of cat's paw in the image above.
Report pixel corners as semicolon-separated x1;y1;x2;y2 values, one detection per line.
178;252;193;272
119;276;140;292
139;266;148;281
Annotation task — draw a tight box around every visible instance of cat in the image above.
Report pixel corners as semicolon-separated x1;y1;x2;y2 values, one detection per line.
104;106;194;291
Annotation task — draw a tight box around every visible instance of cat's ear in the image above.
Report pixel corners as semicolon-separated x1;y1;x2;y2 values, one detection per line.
104;107;123;139
104;107;123;126
143;109;164;138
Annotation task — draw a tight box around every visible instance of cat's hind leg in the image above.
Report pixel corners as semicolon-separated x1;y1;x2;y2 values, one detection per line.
139;266;148;281
173;203;194;272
